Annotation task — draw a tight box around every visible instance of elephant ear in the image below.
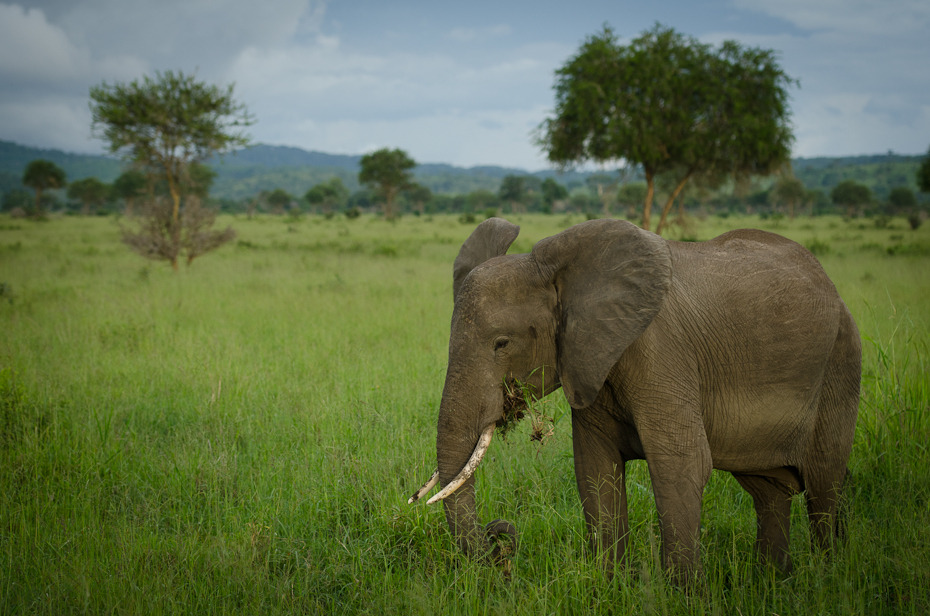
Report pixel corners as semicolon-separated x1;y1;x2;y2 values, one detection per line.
532;219;672;409
453;217;520;300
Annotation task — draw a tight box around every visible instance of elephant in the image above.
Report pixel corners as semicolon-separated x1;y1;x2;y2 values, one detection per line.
409;217;860;582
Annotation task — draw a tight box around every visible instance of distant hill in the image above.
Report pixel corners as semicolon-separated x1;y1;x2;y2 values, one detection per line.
0;140;124;197
212;144;362;170
792;154;924;200
0;139;599;200
1;138;925;203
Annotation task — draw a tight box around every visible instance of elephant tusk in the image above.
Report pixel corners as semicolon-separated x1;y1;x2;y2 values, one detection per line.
408;469;439;504
426;425;494;505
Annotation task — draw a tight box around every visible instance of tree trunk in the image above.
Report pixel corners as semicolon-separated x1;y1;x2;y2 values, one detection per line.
656;173;692;236
33;188;43;218
167;174;181;270
642;170;655;231
384;187;397;221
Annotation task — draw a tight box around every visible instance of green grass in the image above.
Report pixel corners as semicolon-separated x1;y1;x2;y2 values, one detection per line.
1;213;928;614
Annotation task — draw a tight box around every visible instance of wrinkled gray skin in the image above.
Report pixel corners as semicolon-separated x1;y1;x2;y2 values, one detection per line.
434;217;860;582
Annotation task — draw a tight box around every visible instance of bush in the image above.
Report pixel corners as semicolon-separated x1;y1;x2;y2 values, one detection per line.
806;238;831;256
873;215;891;229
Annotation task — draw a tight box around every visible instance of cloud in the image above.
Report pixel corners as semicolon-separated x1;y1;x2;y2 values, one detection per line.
731;0;930;36
0;4;90;82
273;105;552;169
708;1;930;156
224;31;564;167
447;24;512;43
1;0;926;167
0;97;95;151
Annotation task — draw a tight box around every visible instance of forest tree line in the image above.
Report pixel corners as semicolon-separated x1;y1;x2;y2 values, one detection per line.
4;150;929;226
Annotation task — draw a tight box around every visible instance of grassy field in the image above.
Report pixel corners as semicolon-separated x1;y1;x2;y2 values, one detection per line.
1;212;928;615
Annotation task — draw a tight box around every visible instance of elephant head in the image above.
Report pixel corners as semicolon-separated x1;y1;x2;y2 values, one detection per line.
410;217;672;559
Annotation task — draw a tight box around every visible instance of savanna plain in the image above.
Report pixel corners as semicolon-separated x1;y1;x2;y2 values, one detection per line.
1;212;928;615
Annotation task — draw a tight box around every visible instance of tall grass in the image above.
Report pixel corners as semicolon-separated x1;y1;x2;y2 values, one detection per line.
1;213;928;614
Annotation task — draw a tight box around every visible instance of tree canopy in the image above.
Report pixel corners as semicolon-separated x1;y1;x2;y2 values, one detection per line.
499;175;527;213
112;169;148;215
67;177;110;215
305;177;350;215
831;179;872;217
22;159;66;217
537;24;796;232
918;146;930;193
771;175;807;219
90;70;251;267
358;148;416;221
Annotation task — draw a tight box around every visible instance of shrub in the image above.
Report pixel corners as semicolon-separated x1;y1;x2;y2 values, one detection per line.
806;238;831;256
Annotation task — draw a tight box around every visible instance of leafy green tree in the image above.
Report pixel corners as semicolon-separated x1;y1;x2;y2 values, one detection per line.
113;169;148;216
918;146;930;193
22;159;66;218
771;175;807;219
90;70;252;268
887;186;917;212
358;148;416;221
405;183;432;216
617;182;649;214
67;177;110;215
499;175;527;214
1;189;32;214
465;189;500;215
541;178;568;213
587;173;619;218
538;24;795;233
831;180;872;217
266;188;295;215
569;189;598;215
305;177;350;215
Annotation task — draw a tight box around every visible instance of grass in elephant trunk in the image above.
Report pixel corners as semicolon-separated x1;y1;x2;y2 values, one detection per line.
499;375;562;448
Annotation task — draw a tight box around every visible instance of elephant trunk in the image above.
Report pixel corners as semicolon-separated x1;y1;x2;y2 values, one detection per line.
436;405;491;558
430;377;517;560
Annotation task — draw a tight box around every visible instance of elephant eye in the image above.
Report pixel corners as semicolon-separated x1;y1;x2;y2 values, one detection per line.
494;337;510;352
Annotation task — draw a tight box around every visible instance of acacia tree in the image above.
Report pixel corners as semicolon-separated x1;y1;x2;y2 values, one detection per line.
266;188;295;215
22;159;66;218
112;169;148;216
541;177;568;213
587;173;620;217
358;148;416;221
305;177;350;216
538;24;795;233
831;179;872;218
918;145;930;193
771;174;807;219
90;70;252;268
499;175;528;214
405;183;432;216
67;177;110;215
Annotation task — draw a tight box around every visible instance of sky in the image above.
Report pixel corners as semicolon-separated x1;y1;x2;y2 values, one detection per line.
1;0;928;171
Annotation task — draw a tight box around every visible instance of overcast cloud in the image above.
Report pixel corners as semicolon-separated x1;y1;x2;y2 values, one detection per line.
1;0;927;170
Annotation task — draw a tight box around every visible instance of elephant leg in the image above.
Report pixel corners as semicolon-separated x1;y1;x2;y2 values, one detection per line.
571;410;628;568
805;310;859;553
732;470;799;572
804;466;848;552
641;422;712;583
